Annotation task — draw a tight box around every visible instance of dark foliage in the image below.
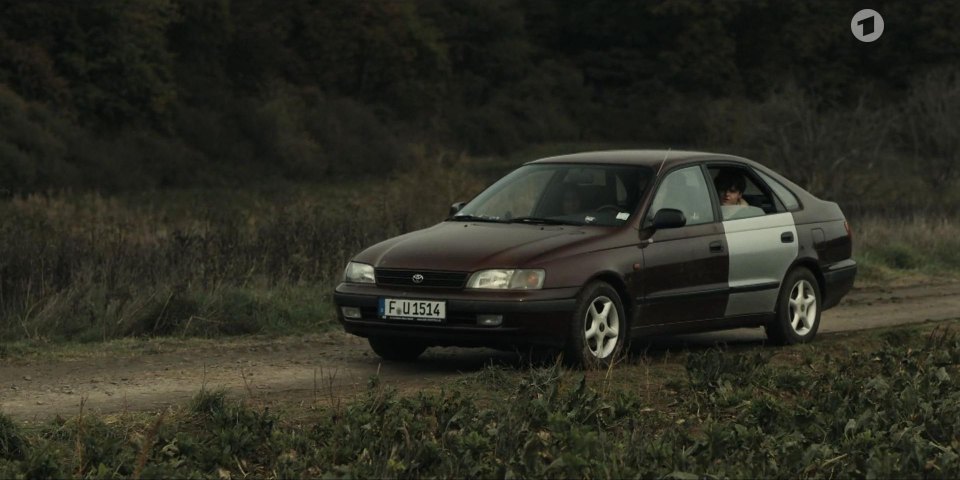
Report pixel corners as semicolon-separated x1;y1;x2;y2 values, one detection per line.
0;1;957;194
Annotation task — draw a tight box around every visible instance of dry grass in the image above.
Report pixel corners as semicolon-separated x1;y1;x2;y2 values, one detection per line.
852;214;960;283
0;150;488;342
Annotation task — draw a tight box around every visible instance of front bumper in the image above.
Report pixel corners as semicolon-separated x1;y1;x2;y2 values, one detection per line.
333;284;579;348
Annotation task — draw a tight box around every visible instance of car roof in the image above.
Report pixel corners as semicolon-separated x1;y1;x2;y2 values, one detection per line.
526;149;750;168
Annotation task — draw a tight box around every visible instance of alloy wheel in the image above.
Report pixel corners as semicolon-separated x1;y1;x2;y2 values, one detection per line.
583;295;620;358
788;279;818;336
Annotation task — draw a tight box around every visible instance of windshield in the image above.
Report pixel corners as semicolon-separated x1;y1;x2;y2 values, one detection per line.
453;163;653;227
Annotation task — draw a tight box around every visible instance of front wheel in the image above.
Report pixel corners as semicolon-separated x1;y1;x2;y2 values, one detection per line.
766;267;822;345
368;337;427;361
565;281;628;368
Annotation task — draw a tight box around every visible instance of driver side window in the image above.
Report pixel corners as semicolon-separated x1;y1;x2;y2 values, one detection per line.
648;167;715;226
708;166;778;221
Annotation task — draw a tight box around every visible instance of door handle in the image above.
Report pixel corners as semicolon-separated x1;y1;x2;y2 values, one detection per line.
709;240;723;253
781;232;794;243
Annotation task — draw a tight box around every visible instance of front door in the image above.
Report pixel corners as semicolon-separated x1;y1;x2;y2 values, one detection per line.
638;165;728;325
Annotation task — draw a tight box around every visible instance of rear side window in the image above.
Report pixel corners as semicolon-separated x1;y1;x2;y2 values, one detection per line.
755;170;800;211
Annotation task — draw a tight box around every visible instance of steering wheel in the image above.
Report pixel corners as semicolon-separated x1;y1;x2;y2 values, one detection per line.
594;204;621;214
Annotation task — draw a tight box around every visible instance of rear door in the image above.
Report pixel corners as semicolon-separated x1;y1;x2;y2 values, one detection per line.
639;165;729;324
707;164;799;316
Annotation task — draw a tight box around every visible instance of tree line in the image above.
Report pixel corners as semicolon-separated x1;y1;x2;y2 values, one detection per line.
0;0;957;200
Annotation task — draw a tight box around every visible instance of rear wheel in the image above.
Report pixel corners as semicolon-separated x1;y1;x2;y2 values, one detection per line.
766;267;821;345
367;337;427;361
565;281;628;368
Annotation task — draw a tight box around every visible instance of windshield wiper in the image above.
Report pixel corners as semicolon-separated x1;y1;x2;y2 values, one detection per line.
509;216;577;225
448;214;505;223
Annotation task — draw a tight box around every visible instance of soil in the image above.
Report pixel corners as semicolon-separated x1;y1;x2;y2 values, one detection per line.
3;281;960;421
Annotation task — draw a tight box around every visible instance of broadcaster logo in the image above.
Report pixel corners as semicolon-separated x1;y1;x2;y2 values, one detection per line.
851;9;884;43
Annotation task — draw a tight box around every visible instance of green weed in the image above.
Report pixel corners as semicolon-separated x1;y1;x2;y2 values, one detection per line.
0;413;26;460
2;325;960;477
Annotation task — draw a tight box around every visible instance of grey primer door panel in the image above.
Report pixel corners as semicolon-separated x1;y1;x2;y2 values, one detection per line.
722;212;798;315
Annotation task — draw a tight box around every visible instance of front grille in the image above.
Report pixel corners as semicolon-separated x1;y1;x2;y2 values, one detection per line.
375;268;468;289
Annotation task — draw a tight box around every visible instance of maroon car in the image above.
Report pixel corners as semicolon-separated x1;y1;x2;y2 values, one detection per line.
334;150;857;365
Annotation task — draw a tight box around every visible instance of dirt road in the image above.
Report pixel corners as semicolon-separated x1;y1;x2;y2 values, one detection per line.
3;282;959;421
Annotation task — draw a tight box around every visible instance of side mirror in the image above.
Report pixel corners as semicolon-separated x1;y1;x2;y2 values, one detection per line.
652;208;686;229
449;201;467;216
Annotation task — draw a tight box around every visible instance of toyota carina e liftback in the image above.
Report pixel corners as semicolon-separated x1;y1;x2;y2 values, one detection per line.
334;150;857;366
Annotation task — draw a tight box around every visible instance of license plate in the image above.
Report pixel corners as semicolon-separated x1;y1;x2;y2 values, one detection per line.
378;298;446;322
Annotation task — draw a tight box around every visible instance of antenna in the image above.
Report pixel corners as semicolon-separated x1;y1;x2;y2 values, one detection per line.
656;148;671;177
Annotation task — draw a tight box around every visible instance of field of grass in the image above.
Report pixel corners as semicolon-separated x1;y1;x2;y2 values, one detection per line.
1;150;957;344
0;152;489;344
1;322;959;478
853;215;960;284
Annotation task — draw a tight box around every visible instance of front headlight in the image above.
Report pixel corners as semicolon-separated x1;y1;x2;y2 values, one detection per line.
466;269;545;290
343;261;375;284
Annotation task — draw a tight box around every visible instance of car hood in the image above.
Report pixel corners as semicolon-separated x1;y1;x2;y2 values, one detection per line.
354;221;605;271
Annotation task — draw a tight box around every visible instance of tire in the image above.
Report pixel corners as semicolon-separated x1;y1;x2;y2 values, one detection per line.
367;337;427;361
766;267;822;345
564;281;628;368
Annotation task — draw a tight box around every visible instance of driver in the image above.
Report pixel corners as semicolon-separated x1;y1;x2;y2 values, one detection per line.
714;171;748;206
715;170;766;220
561;186;582;215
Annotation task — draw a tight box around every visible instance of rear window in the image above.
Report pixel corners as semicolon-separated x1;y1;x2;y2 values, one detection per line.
755;170;800;211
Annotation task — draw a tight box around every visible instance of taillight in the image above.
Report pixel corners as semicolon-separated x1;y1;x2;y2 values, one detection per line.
844;221;852;240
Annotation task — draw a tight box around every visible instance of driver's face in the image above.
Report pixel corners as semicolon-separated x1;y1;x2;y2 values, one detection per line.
562;190;580;213
721;187;742;206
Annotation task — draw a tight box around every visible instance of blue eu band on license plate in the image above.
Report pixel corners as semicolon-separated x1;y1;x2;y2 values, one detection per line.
379;298;446;322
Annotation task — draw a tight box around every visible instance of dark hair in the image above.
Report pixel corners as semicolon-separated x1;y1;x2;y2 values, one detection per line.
714;171;746;193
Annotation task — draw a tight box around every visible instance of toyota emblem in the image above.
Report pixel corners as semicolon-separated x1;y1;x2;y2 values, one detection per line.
412;273;424;284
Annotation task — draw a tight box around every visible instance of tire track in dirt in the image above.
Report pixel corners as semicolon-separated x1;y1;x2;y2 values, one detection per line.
2;282;959;421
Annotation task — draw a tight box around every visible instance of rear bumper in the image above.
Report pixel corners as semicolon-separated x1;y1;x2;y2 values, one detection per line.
822;259;857;309
333;284;578;348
